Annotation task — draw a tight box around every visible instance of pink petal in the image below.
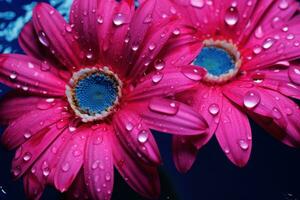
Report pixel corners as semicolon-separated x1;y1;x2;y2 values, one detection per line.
18;21;68;77
23;172;44;200
54;127;88;192
240;67;300;100
127;65;206;102
1;100;69;150
84;125;114;200
127;18;180;79
32;3;81;71
110;130;160;199
172;85;222;172
27;127;76;189
65;169;90;200
0;92;49;124
69;0;99;63
172;135;198;173
12;123;67;179
215;96;252;167
223;81;300;147
0;54;66;96
113;109;161;165
121;0;156;76
128;97;208;135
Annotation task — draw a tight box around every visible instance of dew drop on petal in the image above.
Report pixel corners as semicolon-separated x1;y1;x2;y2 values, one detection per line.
138;130;149;143
279;0;289;10
288;65;300;85
224;6;239;26
262;38;275;49
23;152;32;162
154;59;165;71
37;31;50;47
190;0;205;8
113;13;125;26
148;99;179;115
243;90;260;109
181;67;203;81
126;122;133;131
208;103;220;115
272;107;283;120
239;139;249;150
61;162;70;172
9;72;17;80
152;72;163;84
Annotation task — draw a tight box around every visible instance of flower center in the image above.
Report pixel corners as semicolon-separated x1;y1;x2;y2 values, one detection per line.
66;67;122;122
194;39;241;84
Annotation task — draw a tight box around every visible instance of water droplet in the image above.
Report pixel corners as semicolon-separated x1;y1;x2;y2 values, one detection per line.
262;38;275;49
131;43;139;51
286;33;295;40
143;14;152;24
190;0;205;8
61;162;70;172
239;139;249;150
9;72;17;80
173;28;181;36
23;152;32;162
93;135;103;145
97;16;104;24
69;126;76;132
148;43;156;51
86;52;94;60
126;122;133;131
279;0;289;10
254;26;264;39
72;150;81;157
37;31;50;47
272;107;282;120
105;173;111;181
24;132;32;139
148;99;179;115
208;103;220;115
243;90;261;109
92;160;99;170
113;13;125;26
152;72;163;84
288;65;300;84
65;24;72;33
181;67;203;81
138;130;148;143
224;7;239;26
154;59;165;70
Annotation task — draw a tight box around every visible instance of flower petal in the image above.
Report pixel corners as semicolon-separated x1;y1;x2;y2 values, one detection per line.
84;125;114;200
11;123;67;179
69;0;99;63
172;85;222;172
0;54;66;96
113;109;161;165
223;81;300;147
127;65;206;102
129;97;208;135
65;169;90;200
1;100;69;150
54;127;87;192
32;3;81;71
23;172;44;200
215;96;252;167
110;131;160;199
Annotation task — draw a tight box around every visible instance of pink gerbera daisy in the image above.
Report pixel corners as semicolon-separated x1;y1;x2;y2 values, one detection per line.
0;0;208;199
143;0;300;172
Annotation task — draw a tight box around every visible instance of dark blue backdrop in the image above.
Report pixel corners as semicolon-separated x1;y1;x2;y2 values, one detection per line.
0;0;300;200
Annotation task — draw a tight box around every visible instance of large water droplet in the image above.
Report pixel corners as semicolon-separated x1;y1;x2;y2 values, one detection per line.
288;65;300;85
190;0;205;8
224;7;239;26
181;67;203;81
37;31;50;47
239;139;249;150
23;152;32;162
154;59;165;71
262;38;275;49
126;122;133;131
148;99;179;115
208;103;220;115
279;0;289;10
243;90;261;109
137;130;148;143
152;72;163;84
113;13;125;26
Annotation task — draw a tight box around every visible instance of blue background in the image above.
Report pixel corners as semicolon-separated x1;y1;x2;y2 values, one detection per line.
0;0;300;199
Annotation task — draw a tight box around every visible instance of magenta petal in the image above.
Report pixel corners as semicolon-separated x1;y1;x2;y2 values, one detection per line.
172;135;198;173
32;3;81;71
113;109;161;165
223;82;300;147
130;97;208;135
127;65;206;101
1;100;69;150
215;97;252;167
110;131;160;199
0;54;66;96
11;123;67;179
53;127;87;192
23;172;45;200
69;0;99;63
66;169;90;200
84;125;114;200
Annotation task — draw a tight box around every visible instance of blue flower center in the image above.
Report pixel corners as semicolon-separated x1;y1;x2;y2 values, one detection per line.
74;72;119;115
194;46;236;76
